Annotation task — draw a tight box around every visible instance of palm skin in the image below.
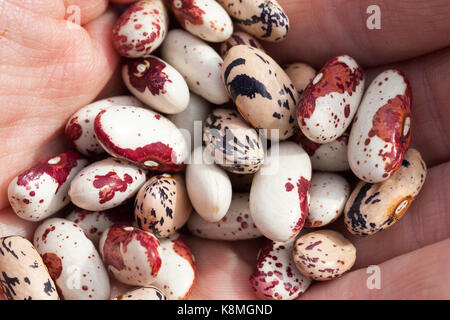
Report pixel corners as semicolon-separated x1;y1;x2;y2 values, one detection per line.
0;0;449;299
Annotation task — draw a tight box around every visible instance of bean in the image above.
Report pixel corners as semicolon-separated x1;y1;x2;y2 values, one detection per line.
292;230;356;281
297;55;364;143
217;0;289;42
250;237;311;300
222;45;299;140
112;0;168;58
65;96;145;156
33;218;110;299
0;236;59;300
113;286;167;300
187;193;262;241
186;147;232;222
134;174;192;238
305;173;350;228
168;0;233;42
122;56;190;114
94;106;189;172
8;152;88;222
344;148;426;236
99;225;162;287
203;108;264;174
348;69;412;183
250;142;311;242
161;29;229;104
69;158;147;212
152;233;196;300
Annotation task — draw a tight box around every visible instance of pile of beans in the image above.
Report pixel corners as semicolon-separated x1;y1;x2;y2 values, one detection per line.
0;0;426;300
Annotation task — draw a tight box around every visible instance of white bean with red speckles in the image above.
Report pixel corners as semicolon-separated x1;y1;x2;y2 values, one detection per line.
68;158;147;212
113;286;167;300
169;0;233;42
8;152;88;222
186;147;232;222
112;0;168;58
305;173;350;228
0;236;59;300
66;206;133;246
187;193;262;240
99;225;162;287
94;106;189;172
122;56;190;115
249;237;311;300
161;29;229;105
348;69;412;183
250;142;312;242
33;218;110;300
153;233;196;300
65;96;145;156
297;55;364;143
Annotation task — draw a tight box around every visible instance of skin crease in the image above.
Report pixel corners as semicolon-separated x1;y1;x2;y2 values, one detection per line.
0;0;449;299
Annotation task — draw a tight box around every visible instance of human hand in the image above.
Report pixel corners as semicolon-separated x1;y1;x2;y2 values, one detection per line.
0;0;449;300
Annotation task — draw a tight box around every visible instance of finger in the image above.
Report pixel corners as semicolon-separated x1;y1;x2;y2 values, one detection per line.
327;161;450;270
365;47;450;167
187;236;263;299
95;62;129;101
63;0;109;25
1;0;66;19
266;0;450;67
0;10;119;210
300;238;450;299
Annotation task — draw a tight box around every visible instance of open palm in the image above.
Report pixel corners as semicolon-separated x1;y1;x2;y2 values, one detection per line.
0;0;449;299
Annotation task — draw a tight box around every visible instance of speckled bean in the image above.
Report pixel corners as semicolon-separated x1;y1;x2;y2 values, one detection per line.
153;233;196;300
297;55;364;143
305;173;350;228
69;158;146;211
283;62;316;95
187;193;262;240
122;56;190;114
186;147;232;222
203;108;264;174
344;148;426;236
169;0;233;42
348;69;412;183
222;45;299;140
161;29;229;104
0;236;59;300
250;142;312;242
66;206;133;246
250;237;311;300
94;106;189;172
8;152;88;222
99;225;162;287
217;0;289;42
65;96;145;156
112;0;168;58
292;131;350;172
220;31;265;58
292;230;356;281
33;218;110;299
134;174;192;238
113;286;167;300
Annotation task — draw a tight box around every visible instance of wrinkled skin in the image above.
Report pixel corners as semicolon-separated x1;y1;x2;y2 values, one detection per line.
0;0;450;299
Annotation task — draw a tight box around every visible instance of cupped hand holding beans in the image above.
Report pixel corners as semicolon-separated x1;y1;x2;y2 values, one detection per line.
0;0;449;300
